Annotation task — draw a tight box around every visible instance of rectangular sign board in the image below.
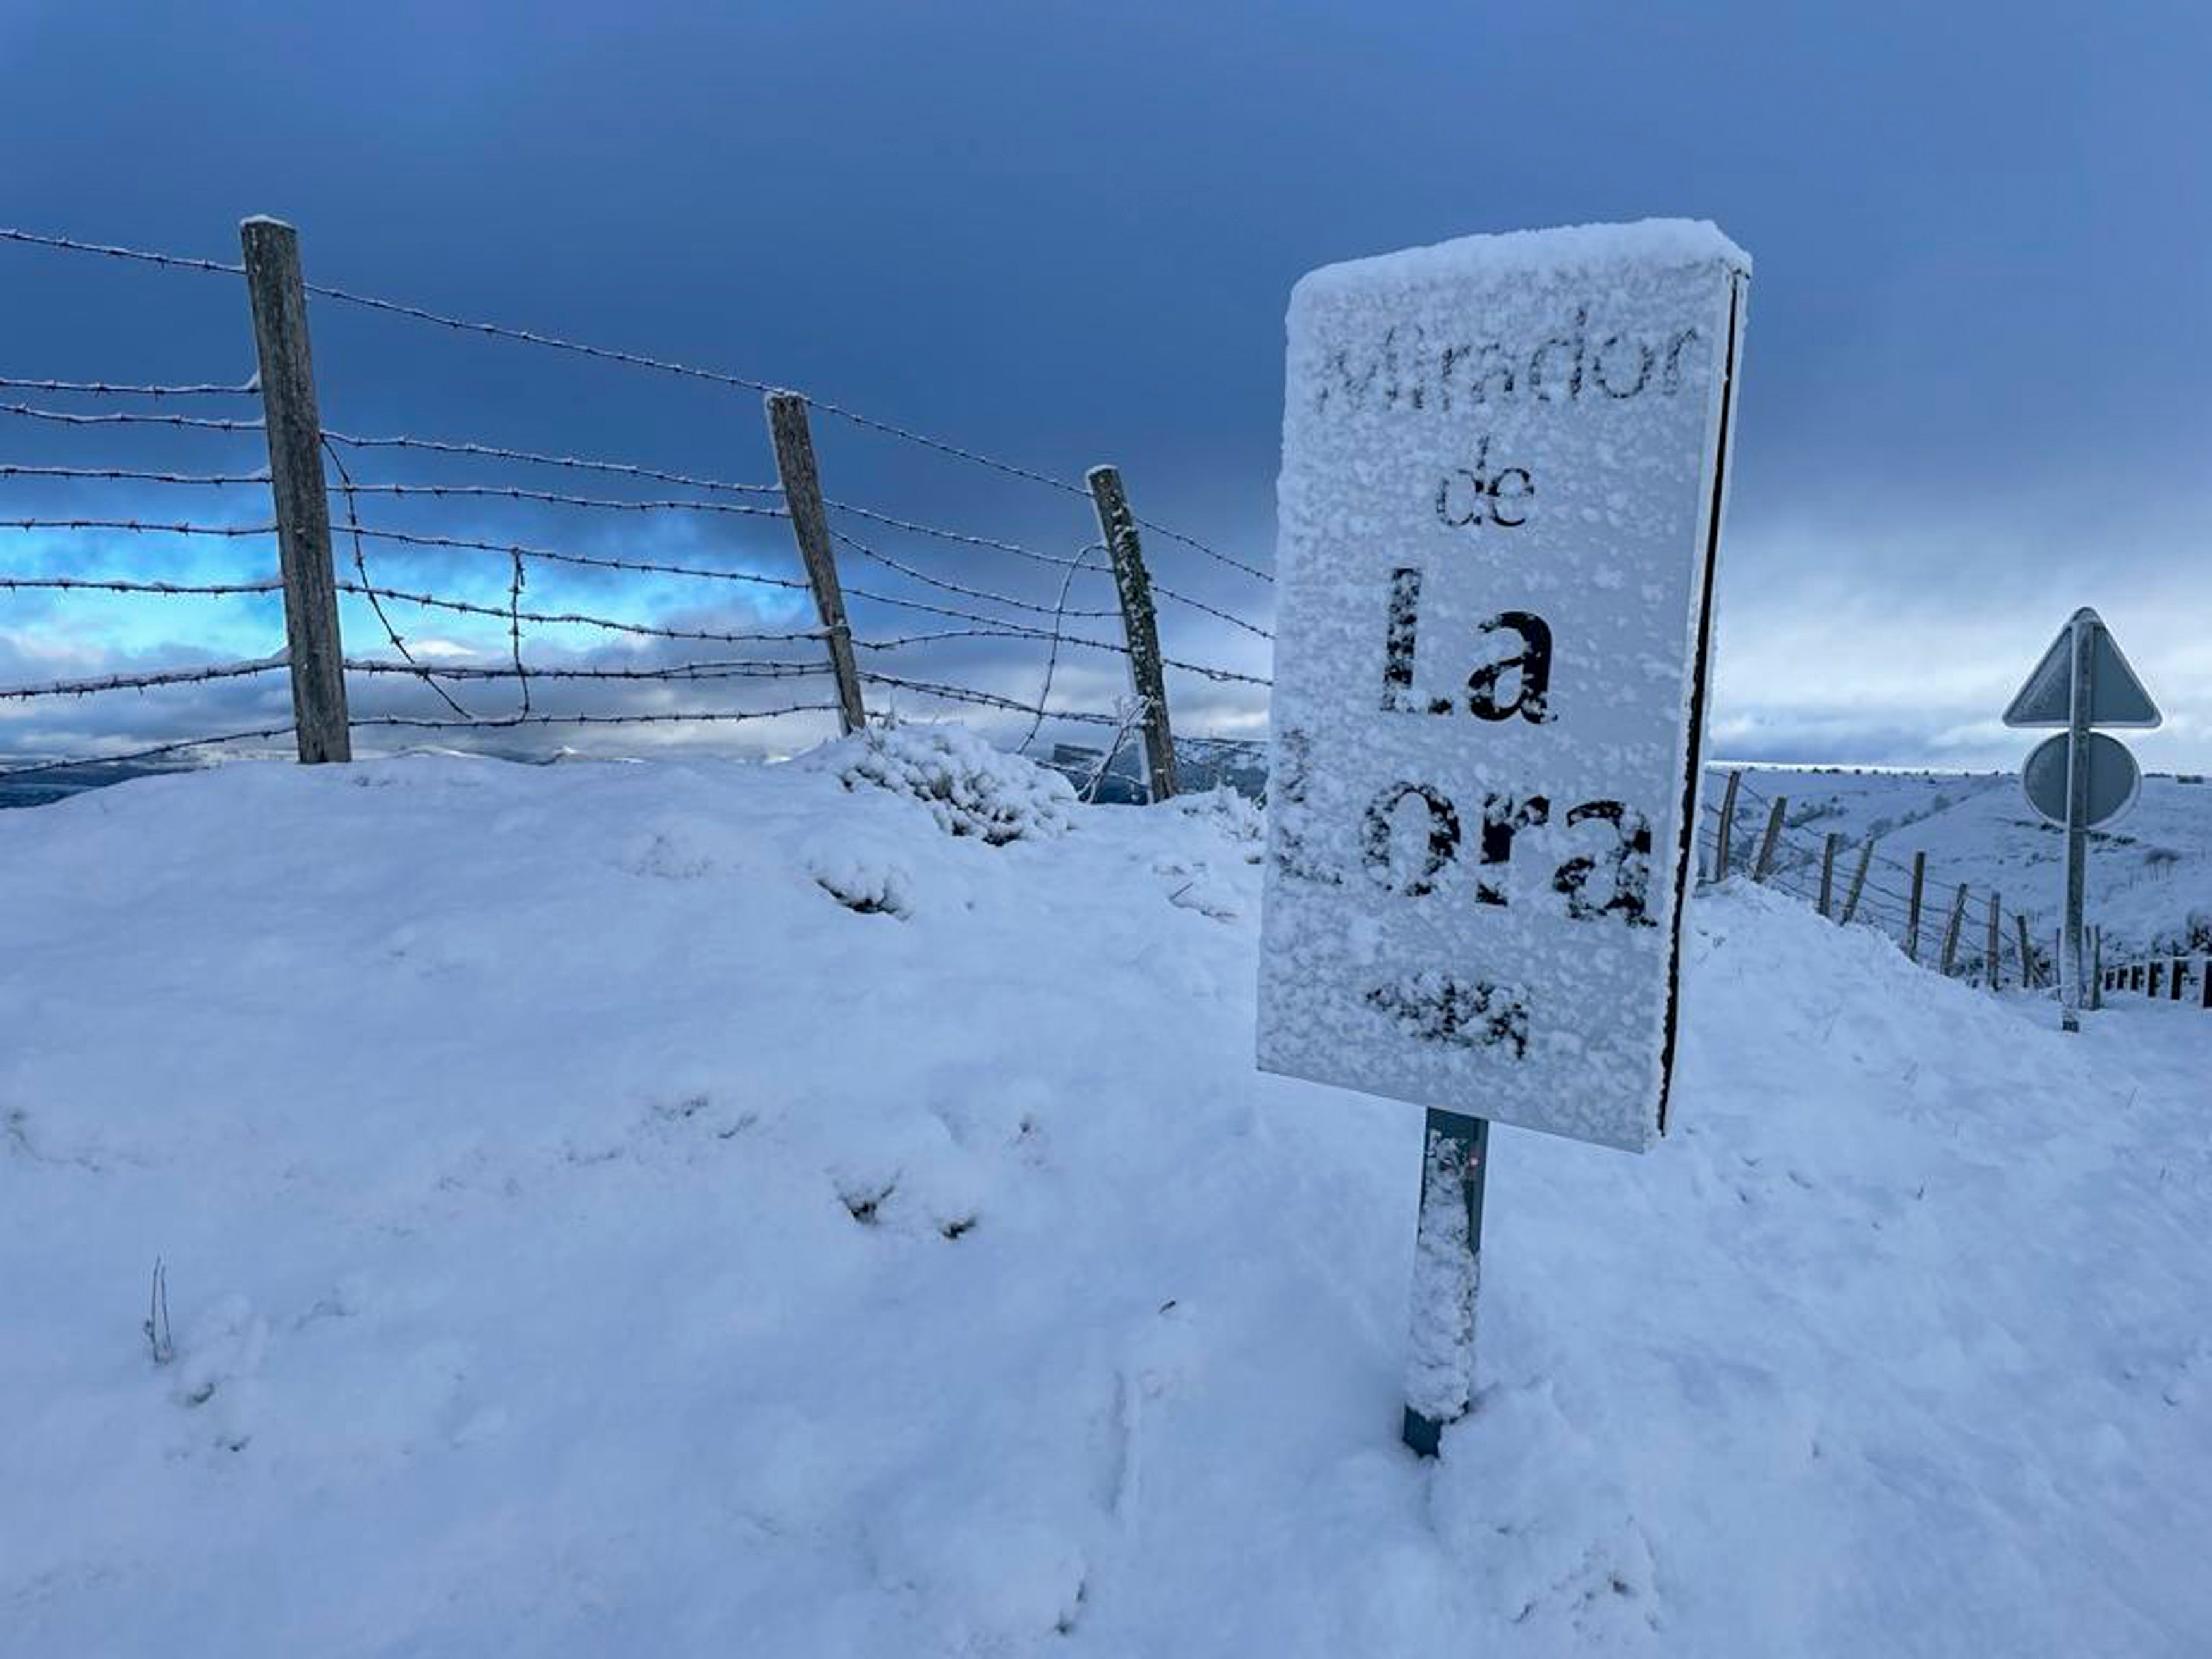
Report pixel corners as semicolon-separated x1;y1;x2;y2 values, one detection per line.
1257;221;1749;1152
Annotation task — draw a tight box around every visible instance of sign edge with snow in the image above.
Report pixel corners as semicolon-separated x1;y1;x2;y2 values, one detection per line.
1256;219;1750;1153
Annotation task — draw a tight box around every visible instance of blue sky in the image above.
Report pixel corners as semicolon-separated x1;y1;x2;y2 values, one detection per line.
3;1;2209;767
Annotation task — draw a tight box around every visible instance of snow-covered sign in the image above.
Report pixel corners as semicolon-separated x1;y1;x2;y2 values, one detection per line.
1258;221;1751;1153
2003;609;2161;729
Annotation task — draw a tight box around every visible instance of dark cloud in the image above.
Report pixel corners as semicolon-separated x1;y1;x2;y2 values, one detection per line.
3;1;2206;767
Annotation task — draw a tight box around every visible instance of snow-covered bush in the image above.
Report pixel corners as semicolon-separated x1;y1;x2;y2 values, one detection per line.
833;722;1076;845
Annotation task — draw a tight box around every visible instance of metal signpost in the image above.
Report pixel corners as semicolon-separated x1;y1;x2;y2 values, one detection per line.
1256;221;1750;1455
2003;608;2160;1032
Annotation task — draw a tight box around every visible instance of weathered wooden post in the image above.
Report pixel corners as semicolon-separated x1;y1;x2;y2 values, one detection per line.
1712;770;1741;880
765;392;867;736
2017;915;2036;988
1905;851;1928;961
1751;796;1787;883
2171;956;2187;1002
240;217;350;763
1939;883;1969;976
2149;959;2165;997
1839;837;1874;924
2086;923;2100;1007
2200;954;2211;1011
1086;465;1176;802
1988;892;2004;991
1818;833;1841;917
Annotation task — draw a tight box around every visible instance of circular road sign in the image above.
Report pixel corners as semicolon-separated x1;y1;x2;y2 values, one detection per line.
2021;731;2141;829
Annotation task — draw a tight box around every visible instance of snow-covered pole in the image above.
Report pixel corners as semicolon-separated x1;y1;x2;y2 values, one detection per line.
240;217;350;763
764;392;866;736
1711;770;1741;880
1905;851;1928;961
2060;612;2096;1032
1939;883;1969;976
1751;795;1785;883
1085;466;1177;803
1989;894;2005;992
1840;836;1874;925
2088;925;2102;1008
1402;1108;1488;1457
2017;915;2036;988
1818;832;1841;917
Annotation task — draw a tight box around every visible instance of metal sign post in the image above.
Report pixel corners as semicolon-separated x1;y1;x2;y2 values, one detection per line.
1256;221;1750;1455
2004;607;2160;1033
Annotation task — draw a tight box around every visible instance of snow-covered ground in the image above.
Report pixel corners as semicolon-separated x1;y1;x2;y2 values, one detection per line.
1708;764;2212;963
3;734;2208;1656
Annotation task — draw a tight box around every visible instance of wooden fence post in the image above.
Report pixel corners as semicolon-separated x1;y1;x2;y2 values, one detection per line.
2086;923;2100;1007
764;392;867;736
1840;837;1873;924
1752;796;1787;883
1818;833;1840;917
1939;883;1968;976
1085;465;1177;803
240;217;350;763
2150;959;2165;997
1987;892;2003;991
2201;954;2211;1011
2017;915;2036;989
2172;956;2187;1002
1905;851;1928;961
1713;770;1741;880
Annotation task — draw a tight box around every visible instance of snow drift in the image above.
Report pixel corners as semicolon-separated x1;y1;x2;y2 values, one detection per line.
1;734;2206;1656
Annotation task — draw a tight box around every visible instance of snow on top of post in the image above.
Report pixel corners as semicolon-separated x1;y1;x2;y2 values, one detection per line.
1291;219;1749;311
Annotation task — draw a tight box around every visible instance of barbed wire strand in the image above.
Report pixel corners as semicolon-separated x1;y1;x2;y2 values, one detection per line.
337;581;822;647
351;705;838;733
0;574;280;596
1019;542;1109;755
0;225;1246;568
0;463;266;487
319;428;782;497
856;670;1119;727
0;375;255;399
1133;517;1273;586
821;500;1102;573
0;403;263;434
507;547;530;719
0;726;296;782
322;478;781;515
827;527;1122;620
0;655;287;701
324;439;473;719
339;525;814;593
2;517;274;538
344;659;828;684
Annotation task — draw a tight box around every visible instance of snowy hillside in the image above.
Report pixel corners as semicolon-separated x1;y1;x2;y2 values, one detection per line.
3;735;2208;1657
1709;764;2212;961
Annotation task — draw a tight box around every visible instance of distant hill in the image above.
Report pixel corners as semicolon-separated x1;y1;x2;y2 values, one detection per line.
1708;764;2212;961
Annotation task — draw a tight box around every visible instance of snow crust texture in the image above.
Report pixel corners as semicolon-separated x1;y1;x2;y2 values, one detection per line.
830;720;1076;845
3;747;2208;1656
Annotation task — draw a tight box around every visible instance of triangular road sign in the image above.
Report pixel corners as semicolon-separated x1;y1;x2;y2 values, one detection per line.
2002;607;2161;729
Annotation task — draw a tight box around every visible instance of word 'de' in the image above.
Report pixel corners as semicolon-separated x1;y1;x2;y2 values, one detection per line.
1257;221;1749;1153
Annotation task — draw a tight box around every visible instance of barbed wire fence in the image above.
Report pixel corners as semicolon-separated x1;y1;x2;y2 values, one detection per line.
0;219;1273;804
1698;769;2054;995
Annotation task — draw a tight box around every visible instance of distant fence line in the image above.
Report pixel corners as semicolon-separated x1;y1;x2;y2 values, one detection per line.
2102;950;2212;1012
0;219;1275;801
1700;769;2050;993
